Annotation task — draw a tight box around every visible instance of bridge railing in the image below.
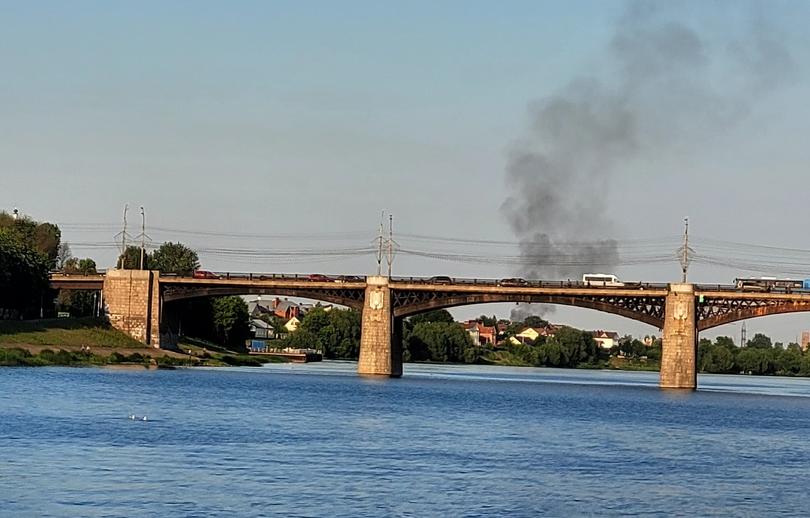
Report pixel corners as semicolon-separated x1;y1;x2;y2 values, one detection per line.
390;276;670;289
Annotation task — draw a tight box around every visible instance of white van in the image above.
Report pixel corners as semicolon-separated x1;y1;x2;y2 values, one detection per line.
582;274;624;287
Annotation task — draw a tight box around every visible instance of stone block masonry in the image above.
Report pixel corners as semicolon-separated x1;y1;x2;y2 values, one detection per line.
660;283;697;389
103;269;161;347
358;276;402;377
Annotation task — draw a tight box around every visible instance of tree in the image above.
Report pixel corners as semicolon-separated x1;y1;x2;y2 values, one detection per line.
287;307;361;359
776;347;801;375
523;315;549;329
736;347;774;375
64;258;97;275
553;327;598;367
478;314;498;327
211;296;250;349
58;258;100;316
409;309;454;325
0;230;50;317
699;342;734;373
0;212;62;268
747;333;772;349
408;321;475;363
715;336;736;349
33;223;61;267
56;242;72;270
118;245;148;270
537;340;563;366
150;242;200;276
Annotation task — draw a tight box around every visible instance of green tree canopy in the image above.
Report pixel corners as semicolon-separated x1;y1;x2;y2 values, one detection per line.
407;321;475;363
64;257;97;275
0;212;62;268
57;257;100;316
150;242;200;276
747;333;773;349
118;245;148;270
0;230;50;316
477;315;498;327
212;296;250;349
522;315;549;329
295;307;361;359
409;309;455;325
715;336;736;349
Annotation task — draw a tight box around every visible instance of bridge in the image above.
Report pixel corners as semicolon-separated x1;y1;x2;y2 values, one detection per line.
49;270;810;390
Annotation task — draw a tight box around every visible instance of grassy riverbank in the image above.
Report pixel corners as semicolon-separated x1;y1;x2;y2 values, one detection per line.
0;318;286;368
0;317;145;348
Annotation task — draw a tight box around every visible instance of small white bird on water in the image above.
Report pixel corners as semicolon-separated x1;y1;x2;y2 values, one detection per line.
128;414;136;420
142;416;148;421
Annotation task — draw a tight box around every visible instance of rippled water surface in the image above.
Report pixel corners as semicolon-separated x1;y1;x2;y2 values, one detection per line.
3;363;810;517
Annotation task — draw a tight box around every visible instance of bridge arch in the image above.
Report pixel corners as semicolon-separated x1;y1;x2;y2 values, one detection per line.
392;292;666;329
161;286;365;311
698;302;810;331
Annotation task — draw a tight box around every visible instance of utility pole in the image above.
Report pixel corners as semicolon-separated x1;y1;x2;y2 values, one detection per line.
376;211;384;276
677;217;693;283
115;205;129;269
138;207;146;270
386;213;394;278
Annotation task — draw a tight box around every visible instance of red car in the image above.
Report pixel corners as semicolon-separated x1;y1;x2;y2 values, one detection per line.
192;270;219;279
307;274;332;282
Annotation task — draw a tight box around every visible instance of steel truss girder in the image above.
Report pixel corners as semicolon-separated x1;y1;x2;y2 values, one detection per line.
697;296;810;331
391;290;666;328
161;285;365;310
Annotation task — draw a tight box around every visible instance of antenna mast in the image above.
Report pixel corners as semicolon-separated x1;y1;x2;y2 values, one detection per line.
386;213;394;278
376;211;384;276
677;217;693;283
118;205;129;269
139;207;146;270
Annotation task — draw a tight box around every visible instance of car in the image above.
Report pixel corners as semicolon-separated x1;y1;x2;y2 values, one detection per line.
307;274;332;282
334;275;363;283
192;270;219;279
499;277;528;287
428;275;453;285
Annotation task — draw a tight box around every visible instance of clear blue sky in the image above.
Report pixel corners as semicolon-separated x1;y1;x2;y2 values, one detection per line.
2;1;810;342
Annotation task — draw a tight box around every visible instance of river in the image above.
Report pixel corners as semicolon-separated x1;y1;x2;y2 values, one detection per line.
2;363;810;517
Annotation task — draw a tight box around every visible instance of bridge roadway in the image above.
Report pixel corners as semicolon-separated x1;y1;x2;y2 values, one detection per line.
48;271;810;389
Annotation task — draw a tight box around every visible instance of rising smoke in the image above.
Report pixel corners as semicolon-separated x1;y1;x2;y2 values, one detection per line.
503;2;794;320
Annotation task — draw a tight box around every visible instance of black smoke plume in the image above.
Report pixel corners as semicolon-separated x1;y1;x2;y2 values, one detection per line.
503;2;794;320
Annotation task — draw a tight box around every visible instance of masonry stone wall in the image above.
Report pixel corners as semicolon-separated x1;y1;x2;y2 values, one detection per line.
103;269;161;347
660;283;697;389
358;276;402;377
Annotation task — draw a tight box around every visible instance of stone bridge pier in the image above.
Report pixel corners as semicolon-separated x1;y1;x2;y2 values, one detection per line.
358;276;402;377
103;269;161;347
660;283;697;390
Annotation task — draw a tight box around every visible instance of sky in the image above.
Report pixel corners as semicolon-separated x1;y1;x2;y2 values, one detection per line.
2;1;810;343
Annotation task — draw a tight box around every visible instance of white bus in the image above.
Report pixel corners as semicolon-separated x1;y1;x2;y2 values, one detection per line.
582;274;624;287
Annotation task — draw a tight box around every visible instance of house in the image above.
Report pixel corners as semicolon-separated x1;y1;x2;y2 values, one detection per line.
272;298;302;319
510;325;559;345
249;318;274;339
248;300;272;319
463;321;497;346
299;302;333;313
284;316;301;333
592;330;620;349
